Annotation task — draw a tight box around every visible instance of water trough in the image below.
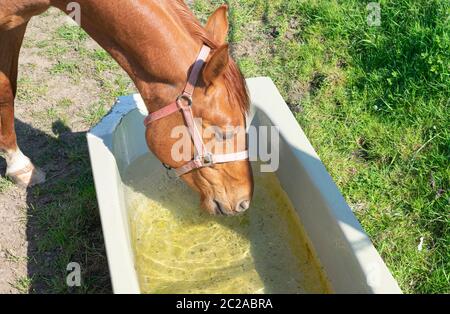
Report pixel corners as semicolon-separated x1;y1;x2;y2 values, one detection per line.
87;77;401;294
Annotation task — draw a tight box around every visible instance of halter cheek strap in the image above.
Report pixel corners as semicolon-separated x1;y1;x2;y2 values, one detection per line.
144;45;249;177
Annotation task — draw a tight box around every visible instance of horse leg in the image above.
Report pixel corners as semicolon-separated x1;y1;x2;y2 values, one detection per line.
0;23;45;187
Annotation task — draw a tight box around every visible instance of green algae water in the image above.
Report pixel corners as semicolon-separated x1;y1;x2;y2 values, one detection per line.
123;154;331;294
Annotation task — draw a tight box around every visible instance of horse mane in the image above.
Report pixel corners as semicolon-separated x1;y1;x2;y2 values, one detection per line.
170;0;250;114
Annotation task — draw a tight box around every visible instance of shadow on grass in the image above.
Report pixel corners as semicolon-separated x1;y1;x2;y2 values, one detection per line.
7;118;111;293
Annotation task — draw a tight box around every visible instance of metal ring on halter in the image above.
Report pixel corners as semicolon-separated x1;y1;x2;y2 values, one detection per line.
162;163;179;179
176;94;193;108
201;152;214;167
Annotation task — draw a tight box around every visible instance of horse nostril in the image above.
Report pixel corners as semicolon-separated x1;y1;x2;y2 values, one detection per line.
213;200;226;216
236;200;250;213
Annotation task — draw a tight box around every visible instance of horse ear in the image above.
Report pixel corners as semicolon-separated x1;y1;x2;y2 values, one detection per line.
205;4;229;45
203;44;229;86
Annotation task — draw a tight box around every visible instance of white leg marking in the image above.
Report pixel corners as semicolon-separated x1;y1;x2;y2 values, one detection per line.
4;148;46;187
5;148;32;175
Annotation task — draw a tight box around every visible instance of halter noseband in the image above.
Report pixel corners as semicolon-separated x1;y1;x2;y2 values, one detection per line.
144;45;249;177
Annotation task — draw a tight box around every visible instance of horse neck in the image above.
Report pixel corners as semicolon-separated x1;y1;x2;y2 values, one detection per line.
53;0;201;111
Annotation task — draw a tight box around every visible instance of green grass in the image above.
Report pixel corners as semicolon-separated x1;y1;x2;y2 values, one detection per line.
193;0;449;293
12;276;33;294
81;102;108;126
56;25;88;42
91;49;120;73
50;60;80;75
16;77;48;102
27;127;110;293
57;98;74;108
0;176;13;193
8;2;448;294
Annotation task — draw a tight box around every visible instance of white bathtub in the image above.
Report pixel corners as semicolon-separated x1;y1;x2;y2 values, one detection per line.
87;77;401;294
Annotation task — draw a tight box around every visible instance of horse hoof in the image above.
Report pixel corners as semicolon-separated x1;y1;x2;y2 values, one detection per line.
6;163;46;187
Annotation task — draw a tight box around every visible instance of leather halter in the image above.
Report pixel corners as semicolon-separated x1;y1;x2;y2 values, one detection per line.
144;45;249;177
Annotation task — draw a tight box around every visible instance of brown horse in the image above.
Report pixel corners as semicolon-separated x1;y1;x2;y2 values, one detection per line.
0;0;253;216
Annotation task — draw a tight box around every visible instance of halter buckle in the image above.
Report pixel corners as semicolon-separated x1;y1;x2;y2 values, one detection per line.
202;153;214;167
176;94;193;108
